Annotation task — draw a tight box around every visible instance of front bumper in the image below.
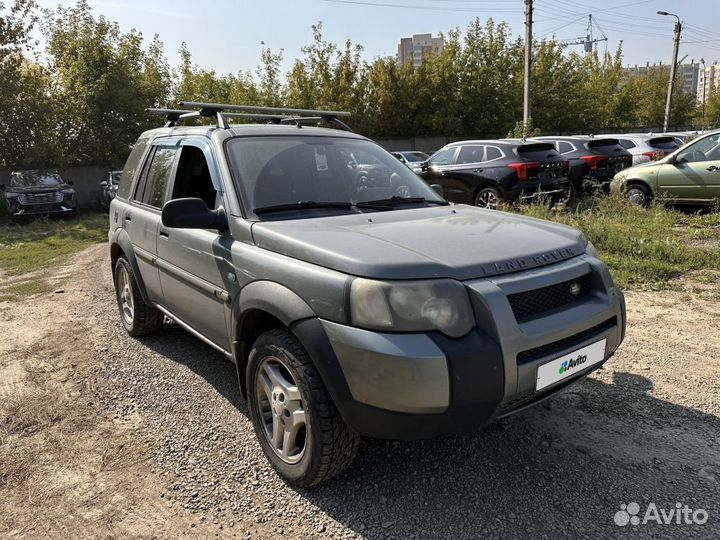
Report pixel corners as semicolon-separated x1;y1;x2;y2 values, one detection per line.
294;254;625;440
6;200;76;216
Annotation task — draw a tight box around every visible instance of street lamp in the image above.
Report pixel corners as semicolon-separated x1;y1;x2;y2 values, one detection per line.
658;10;682;132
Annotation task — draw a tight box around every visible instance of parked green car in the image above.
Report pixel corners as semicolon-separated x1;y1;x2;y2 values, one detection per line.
611;130;720;206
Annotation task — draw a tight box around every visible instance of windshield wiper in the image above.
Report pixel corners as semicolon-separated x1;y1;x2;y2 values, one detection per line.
253;201;354;215
357;196;449;207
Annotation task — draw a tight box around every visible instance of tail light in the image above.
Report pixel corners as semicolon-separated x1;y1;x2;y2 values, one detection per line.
642;151;664;161
579;155;609;171
508;162;539;181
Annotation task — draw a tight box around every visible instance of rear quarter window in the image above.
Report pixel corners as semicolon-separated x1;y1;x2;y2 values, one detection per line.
116;137;149;200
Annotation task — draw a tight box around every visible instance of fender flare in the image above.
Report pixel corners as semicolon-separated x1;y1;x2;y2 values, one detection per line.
231;281;317;395
109;228;151;304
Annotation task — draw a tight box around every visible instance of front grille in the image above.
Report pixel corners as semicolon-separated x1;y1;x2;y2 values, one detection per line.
507;273;592;321
17;192;63;205
516;316;616;365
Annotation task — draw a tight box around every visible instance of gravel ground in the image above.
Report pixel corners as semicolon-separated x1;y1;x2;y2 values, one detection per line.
4;244;720;539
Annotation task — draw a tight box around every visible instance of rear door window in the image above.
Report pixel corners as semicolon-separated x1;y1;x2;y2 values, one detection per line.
456;145;484;164
139;147;178;208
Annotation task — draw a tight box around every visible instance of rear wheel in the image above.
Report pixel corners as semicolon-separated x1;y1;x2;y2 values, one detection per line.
247;328;359;487
114;257;163;336
626;183;651;207
474;187;502;209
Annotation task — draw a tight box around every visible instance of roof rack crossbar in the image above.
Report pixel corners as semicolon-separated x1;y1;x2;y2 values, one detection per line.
148;103;353;131
178;101;351;118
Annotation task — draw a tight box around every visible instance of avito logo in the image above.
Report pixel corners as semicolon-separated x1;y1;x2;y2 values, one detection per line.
559;353;587;375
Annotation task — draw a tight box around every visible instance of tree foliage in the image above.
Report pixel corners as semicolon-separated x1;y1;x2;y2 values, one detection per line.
0;2;709;169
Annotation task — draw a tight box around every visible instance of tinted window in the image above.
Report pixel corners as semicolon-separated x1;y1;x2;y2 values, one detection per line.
141;147;177;208
557;141;574;154
648;137;679;151
428;147;457;166
456;145;484;164
619;139;636;150
485;146;502;160
117;137;149;200
171;146;218;209
403;151;429;162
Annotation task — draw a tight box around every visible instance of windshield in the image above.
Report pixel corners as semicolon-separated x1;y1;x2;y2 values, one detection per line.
226;136;445;217
403;151;429;162
10;170;63;188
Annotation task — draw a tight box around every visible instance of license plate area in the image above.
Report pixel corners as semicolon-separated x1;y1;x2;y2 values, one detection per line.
535;339;607;391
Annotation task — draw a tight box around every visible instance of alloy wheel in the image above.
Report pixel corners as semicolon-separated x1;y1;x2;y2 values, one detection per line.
255;356;307;464
117;265;134;325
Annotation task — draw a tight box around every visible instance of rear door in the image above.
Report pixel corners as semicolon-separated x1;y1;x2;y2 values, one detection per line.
125;142;179;303
657;133;720;201
439;144;486;204
156;138;233;352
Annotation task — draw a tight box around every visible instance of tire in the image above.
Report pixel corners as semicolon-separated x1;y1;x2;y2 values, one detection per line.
474;186;502;209
114;256;163;336
626;183;651;207
247;328;359;487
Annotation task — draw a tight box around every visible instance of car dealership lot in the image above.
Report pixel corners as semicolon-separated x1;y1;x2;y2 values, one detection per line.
1;243;718;539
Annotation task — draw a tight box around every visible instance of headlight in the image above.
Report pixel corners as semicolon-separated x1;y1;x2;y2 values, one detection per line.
349;278;475;338
4;192;19;198
62;188;75;195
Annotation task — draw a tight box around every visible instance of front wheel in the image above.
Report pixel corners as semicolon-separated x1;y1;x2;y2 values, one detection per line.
247;328;359;487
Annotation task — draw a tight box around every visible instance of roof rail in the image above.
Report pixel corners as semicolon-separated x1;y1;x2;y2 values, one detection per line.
145;101;354;132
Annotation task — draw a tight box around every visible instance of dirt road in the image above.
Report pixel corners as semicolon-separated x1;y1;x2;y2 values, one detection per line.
1;244;718;539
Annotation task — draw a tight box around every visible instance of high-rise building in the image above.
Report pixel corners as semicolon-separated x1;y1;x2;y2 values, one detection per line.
623;61;701;98
697;63;720;104
397;33;444;68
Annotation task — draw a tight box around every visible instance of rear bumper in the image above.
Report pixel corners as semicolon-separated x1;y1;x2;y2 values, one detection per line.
293;255;625;440
507;179;571;202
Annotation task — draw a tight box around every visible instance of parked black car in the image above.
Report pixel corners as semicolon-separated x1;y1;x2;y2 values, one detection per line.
1;169;76;219
418;140;570;208
531;136;633;194
99;170;123;210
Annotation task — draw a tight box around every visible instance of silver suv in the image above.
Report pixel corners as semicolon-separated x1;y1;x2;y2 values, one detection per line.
109;102;626;486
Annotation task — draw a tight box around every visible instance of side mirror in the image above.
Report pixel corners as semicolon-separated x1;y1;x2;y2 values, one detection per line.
162;198;227;230
421;161;429;172
100;180;108;187
430;184;444;198
674;154;687;165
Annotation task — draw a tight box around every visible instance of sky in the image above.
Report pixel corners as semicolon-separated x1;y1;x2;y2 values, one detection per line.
35;0;720;76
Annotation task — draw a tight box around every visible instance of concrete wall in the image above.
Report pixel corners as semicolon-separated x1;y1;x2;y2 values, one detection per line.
0;166;111;210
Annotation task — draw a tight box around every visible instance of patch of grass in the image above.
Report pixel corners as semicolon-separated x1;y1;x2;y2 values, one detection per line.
0;280;54;302
512;194;720;290
0;214;107;275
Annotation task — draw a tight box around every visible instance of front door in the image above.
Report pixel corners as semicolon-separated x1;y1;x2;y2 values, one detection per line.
156;139;234;352
658;133;720;202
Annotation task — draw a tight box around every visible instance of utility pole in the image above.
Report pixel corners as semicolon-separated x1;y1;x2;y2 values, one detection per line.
658;10;682;132
523;0;533;138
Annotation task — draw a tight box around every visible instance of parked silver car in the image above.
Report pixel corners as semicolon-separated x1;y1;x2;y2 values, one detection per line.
601;134;680;165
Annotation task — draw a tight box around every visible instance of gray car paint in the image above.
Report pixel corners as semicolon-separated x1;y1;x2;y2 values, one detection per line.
110;123;625;428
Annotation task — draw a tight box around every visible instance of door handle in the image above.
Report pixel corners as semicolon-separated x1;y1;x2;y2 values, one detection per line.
473;168;483;173
706;165;719;172
124;214;132;222
159;228;169;238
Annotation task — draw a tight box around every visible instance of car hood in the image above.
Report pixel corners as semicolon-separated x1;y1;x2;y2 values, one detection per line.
250;205;586;280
